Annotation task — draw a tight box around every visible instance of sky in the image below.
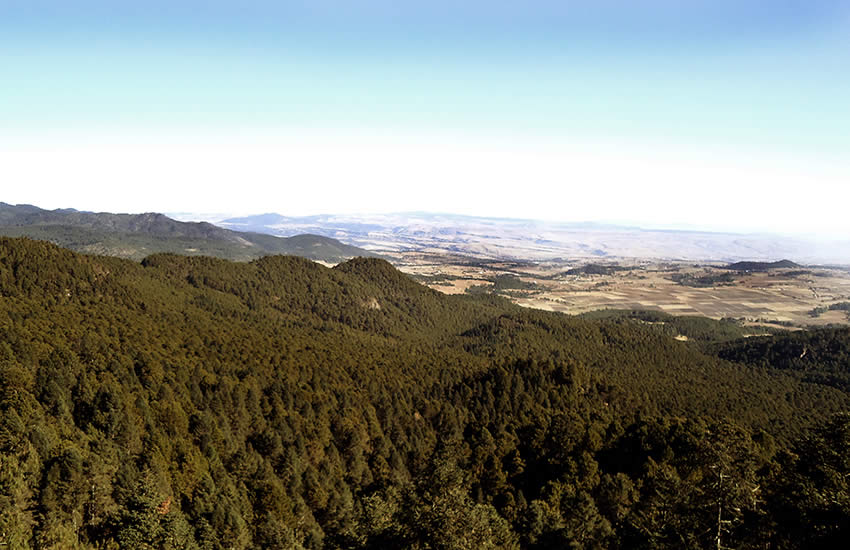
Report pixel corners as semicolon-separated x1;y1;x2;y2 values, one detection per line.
1;1;849;237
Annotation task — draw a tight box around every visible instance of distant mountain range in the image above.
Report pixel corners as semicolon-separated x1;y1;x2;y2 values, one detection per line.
5;203;847;264
0;203;376;262
214;211;850;264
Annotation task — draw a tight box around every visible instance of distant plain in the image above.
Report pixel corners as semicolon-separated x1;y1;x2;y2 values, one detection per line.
215;212;850;328
394;253;850;328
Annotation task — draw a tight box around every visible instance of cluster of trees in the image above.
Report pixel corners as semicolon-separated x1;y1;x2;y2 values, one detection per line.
466;275;542;296
0;237;848;548
809;301;850;320
670;271;737;288
563;264;630;277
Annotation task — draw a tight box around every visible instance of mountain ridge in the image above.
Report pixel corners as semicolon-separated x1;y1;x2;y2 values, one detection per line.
0;202;377;262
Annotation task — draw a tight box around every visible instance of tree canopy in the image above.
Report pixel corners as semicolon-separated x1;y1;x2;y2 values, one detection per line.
0;237;848;549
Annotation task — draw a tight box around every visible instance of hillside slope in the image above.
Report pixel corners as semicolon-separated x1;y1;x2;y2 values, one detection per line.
710;327;850;392
0;237;847;549
0;203;375;262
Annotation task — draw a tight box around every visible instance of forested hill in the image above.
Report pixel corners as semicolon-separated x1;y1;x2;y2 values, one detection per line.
711;327;850;392
0;203;375;262
723;259;801;271
1;236;848;549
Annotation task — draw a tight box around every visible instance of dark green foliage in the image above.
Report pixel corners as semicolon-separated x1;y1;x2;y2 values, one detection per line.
671;271;737;287
563;264;630;276
488;275;540;292
712;327;850;392
466;274;541;296
762;413;850;548
0;237;847;548
723;260;801;271
579;308;773;343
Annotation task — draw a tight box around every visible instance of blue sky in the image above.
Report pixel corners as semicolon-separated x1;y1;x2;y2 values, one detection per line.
1;1;848;235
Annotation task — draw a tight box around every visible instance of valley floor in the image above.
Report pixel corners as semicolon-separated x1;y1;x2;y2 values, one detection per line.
392;251;850;327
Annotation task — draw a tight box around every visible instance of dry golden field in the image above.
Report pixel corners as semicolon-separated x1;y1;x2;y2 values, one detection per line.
392;252;850;327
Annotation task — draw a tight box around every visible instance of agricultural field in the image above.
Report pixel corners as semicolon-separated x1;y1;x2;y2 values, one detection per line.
394;252;850;327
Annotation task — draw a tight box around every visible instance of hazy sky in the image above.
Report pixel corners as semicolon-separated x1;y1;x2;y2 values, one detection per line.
1;1;849;235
